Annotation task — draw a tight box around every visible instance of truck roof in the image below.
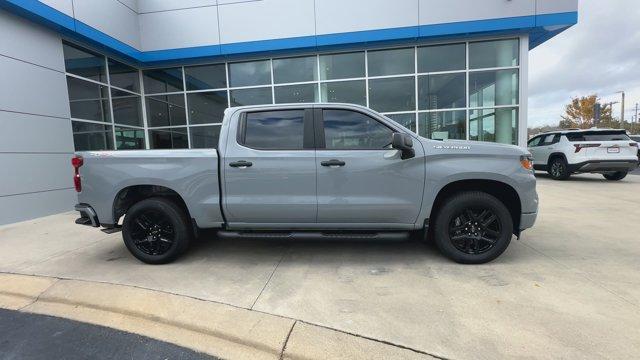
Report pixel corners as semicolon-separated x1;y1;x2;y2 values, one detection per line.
224;102;370;113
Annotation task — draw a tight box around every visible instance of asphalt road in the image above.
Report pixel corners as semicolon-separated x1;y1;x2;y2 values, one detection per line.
0;308;215;360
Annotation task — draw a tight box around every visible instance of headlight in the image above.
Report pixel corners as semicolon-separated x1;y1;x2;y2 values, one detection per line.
520;154;534;171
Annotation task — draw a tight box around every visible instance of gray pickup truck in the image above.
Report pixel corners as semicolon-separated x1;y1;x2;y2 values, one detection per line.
73;103;538;265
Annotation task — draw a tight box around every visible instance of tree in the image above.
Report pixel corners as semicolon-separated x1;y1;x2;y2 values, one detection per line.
560;95;613;129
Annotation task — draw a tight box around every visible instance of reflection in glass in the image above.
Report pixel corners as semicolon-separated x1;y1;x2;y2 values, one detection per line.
323;110;393;150
418;111;466;140
385;113;416;132
108;59;139;92
230;87;272;107
149;128;188;149
320;80;366;106
244;110;305;150
368;77;415;112
469;107;518;144
71;121;113;151
319;52;365;80
111;89;143;127
115;127;145;149
190;125;221;149
146;94;186;127
229;60;271;87
274;84;318;104
469;69;518;108
63;42;107;82
187;91;228;125
143;68;183;94
418;43;466;73
418;73;466;110
469;39;519;69
368;48;414;76
66;77;111;122
185;63;226;90
273;56;317;84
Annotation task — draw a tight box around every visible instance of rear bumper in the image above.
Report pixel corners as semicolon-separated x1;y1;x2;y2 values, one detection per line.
74;203;100;227
570;160;638;173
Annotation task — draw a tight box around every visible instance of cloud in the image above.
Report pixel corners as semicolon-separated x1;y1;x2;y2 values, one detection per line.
528;0;640;127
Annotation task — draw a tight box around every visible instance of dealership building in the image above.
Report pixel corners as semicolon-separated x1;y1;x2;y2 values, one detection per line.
0;0;578;225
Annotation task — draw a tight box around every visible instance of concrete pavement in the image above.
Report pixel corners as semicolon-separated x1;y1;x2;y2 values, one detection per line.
1;173;639;359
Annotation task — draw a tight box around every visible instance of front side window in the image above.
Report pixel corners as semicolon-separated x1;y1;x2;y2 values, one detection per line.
527;136;542;147
242;110;305;150
323;110;393;150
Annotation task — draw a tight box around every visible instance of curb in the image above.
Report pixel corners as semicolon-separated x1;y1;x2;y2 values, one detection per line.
0;273;437;360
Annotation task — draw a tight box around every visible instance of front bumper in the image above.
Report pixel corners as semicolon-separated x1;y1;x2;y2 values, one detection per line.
520;211;538;231
74;203;100;227
570;160;638;173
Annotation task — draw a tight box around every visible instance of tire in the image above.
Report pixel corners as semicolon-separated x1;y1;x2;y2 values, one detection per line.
122;197;192;264
433;191;513;264
603;171;628;181
548;157;571;180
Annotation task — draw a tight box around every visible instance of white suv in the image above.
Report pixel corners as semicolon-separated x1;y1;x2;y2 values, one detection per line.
528;129;639;180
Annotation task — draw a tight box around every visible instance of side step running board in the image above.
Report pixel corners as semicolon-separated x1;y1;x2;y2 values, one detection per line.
216;230;410;241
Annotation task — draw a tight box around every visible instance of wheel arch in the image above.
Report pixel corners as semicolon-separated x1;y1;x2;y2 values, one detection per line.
547;152;567;166
429;179;521;234
112;185;192;227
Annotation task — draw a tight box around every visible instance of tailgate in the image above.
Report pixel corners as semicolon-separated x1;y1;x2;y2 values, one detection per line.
567;130;637;160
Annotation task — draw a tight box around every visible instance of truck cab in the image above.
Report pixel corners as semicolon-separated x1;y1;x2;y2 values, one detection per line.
74;103;538;265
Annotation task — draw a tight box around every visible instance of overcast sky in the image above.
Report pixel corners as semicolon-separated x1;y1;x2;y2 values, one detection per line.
528;0;640;127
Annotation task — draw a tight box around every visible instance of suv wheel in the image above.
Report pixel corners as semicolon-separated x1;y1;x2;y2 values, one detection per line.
122;197;192;264
548;157;570;180
433;191;513;264
603;171;628;181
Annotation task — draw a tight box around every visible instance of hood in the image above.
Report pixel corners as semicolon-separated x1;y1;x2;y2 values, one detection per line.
417;137;528;157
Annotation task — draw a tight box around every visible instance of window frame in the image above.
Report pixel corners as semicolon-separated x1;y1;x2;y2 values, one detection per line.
236;108;315;151
314;107;398;151
527;135;543;147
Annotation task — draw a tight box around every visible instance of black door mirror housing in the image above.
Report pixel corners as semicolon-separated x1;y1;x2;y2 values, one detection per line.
391;132;415;160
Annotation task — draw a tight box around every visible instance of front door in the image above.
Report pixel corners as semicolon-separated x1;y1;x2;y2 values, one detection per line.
315;108;424;226
223;108;317;225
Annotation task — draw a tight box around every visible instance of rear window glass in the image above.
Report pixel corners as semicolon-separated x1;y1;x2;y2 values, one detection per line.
565;131;630;142
242;110;305;150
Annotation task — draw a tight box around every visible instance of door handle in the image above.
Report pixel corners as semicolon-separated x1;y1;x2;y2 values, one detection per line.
229;160;253;168
321;159;346;167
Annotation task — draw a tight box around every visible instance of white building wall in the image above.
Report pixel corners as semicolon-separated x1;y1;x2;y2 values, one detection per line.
0;9;75;225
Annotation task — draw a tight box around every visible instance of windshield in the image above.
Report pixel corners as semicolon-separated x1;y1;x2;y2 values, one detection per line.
565;131;631;142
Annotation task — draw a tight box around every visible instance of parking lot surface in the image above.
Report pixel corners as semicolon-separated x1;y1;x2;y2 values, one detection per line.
1;173;639;359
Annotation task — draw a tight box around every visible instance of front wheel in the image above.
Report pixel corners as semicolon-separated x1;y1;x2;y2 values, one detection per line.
433;191;513;264
122;197;192;264
548;157;571;180
603;171;628;181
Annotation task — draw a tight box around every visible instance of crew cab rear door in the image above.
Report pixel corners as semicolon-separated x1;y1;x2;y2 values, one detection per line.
314;107;425;227
222;108;317;225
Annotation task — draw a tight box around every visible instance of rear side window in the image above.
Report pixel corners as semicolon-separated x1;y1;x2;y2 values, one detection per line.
242;110;305;150
322;109;394;150
565;131;630;142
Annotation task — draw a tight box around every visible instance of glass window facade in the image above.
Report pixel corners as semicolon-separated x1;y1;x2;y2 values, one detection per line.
63;38;521;151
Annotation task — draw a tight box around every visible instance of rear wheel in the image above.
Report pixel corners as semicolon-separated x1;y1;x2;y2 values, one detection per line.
122;197;192;264
603;171;628;181
433;191;513;264
548;157;570;180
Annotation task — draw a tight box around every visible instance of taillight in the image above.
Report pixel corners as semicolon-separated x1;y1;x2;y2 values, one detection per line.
574;143;600;153
631;142;639;148
72;156;83;192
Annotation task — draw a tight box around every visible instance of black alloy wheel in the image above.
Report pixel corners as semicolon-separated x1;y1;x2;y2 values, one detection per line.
122;197;192;264
433;191;513;264
449;208;501;255
128;209;175;256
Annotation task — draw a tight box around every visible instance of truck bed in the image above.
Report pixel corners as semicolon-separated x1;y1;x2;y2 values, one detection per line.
76;149;223;229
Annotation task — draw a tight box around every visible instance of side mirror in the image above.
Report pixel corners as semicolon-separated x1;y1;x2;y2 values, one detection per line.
391;132;415;160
